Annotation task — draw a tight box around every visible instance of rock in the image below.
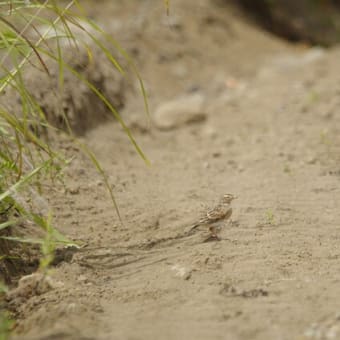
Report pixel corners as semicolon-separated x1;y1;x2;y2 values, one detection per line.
67;185;80;195
77;275;88;283
6;273;64;302
153;93;207;130
170;264;192;280
172;64;188;78
161;14;183;29
202;125;218;139
306;156;317;165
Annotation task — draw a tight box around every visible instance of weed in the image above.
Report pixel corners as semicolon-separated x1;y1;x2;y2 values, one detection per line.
283;164;291;174
265;209;276;225
320;129;331;146
307;90;320;104
0;311;13;340
164;0;170;15
0;0;148;294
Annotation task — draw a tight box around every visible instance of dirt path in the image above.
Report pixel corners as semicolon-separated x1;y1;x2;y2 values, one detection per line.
11;1;340;339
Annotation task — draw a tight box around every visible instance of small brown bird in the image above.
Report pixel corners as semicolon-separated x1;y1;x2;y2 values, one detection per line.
188;194;237;240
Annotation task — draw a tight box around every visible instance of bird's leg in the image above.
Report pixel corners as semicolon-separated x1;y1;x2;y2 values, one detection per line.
203;225;221;242
209;224;223;236
209;225;217;236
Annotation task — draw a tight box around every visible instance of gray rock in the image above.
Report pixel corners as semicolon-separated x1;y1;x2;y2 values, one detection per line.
153;93;207;130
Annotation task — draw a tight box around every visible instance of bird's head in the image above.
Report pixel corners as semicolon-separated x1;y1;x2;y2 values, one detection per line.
221;193;237;204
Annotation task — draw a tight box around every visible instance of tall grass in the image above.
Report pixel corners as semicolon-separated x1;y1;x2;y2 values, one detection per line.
0;2;152;338
0;0;148;281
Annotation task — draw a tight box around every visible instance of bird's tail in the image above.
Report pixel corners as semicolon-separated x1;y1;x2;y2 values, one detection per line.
184;223;201;236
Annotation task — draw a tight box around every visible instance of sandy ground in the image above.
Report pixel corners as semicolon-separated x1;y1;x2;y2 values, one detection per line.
9;0;340;339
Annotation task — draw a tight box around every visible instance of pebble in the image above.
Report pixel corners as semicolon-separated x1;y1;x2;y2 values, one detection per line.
67;186;80;195
172;64;188;78
202;125;218;139
306;156;317;165
6;273;64;302
170;264;192;280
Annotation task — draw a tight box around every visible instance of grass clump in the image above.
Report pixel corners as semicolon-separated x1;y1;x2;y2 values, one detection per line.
265;209;276;225
0;0;147;284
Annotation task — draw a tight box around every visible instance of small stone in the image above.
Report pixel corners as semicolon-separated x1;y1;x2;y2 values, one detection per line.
202;125;218;139
6;273;63;302
95;180;104;187
170;264;192;280
68;186;80;195
183;271;192;280
77;275;88;283
66;303;77;313
306;157;317;165
161;14;182;29
237;165;244;172
153;93;207;130
172;64;188;78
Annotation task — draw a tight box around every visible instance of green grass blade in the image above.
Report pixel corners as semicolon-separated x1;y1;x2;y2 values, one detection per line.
0;159;50;202
0;220;17;231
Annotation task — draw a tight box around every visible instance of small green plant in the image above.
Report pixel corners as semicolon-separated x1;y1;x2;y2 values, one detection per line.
283;163;291;174
0;282;7;294
320;129;331;146
307;90;320;104
164;0;170;15
39;213;57;271
37;211;79;271
0;311;13;340
265;209;276;225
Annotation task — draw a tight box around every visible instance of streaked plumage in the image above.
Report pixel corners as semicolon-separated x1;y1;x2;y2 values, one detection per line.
188;193;236;238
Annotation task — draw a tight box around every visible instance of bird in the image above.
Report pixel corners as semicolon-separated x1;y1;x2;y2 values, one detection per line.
187;193;237;240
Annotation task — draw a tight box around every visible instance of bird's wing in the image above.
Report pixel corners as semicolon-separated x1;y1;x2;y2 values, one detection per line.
187;205;232;235
206;204;230;221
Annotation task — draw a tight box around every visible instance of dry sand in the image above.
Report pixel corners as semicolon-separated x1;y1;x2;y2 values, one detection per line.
10;0;340;339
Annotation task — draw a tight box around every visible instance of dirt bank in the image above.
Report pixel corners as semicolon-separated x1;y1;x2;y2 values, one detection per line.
8;0;340;339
